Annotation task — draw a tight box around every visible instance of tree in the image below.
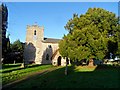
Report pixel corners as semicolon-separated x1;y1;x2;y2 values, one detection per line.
11;39;23;52
1;3;11;64
115;19;120;57
3;39;24;64
59;8;119;66
1;3;9;59
11;39;24;63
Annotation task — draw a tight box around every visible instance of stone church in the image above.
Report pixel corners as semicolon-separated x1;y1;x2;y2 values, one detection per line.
24;24;70;66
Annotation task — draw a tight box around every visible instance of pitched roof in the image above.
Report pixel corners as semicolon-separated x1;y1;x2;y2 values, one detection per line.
51;49;59;60
42;38;61;43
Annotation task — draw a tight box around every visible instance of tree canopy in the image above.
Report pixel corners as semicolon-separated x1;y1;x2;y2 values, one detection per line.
1;3;9;58
11;39;24;52
2;39;24;64
59;8;119;62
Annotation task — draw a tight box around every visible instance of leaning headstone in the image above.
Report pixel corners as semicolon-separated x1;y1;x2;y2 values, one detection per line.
21;63;25;68
88;59;94;66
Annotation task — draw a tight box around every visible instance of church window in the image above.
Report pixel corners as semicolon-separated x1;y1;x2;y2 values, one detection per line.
33;30;37;40
46;54;49;60
34;30;36;35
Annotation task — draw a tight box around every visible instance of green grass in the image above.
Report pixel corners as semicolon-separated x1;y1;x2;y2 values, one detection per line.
2;64;54;85
3;65;120;89
1;63;22;73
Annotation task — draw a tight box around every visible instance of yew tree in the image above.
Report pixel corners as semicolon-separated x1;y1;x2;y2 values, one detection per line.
59;8;119;62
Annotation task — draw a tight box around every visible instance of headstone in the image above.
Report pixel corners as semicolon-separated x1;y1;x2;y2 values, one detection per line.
88;59;94;66
21;63;25;68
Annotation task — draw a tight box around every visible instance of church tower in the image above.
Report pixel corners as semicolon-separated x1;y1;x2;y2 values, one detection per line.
26;25;44;47
24;24;44;64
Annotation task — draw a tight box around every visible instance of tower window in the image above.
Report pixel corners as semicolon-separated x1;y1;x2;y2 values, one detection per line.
34;30;36;35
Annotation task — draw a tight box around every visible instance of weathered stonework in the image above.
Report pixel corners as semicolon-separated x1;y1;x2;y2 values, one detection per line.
24;25;70;66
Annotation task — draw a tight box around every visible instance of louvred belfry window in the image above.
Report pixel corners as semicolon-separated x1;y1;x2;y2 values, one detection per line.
34;30;36;35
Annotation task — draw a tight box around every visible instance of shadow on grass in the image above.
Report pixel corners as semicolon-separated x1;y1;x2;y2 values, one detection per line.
95;64;120;70
2;64;120;89
2;64;49;73
27;64;49;68
2;68;24;73
2;64;21;69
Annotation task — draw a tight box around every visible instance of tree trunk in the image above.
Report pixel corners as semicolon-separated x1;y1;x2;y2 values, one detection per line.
65;59;68;75
88;58;94;66
65;64;68;75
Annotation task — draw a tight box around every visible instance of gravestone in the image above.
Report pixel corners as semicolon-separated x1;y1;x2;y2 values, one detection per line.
88;59;94;66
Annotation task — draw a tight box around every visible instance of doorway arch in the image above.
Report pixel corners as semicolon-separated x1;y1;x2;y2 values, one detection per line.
57;56;61;66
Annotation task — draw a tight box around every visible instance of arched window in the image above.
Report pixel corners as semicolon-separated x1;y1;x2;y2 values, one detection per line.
46;54;49;60
34;30;36;35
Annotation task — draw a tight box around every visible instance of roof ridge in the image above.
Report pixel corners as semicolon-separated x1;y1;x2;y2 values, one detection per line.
44;37;61;40
43;37;61;43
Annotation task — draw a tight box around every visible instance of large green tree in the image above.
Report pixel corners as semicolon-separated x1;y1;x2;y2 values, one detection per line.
115;18;120;56
1;4;9;58
11;39;24;52
3;39;24;64
59;8;119;64
11;39;24;63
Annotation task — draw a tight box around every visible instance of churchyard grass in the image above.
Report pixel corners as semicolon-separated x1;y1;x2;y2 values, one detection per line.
4;64;120;89
1;64;54;85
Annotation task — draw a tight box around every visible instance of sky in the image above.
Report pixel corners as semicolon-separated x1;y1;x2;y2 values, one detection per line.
4;2;118;43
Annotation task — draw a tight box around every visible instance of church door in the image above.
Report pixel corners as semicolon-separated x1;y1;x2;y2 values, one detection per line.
57;56;61;66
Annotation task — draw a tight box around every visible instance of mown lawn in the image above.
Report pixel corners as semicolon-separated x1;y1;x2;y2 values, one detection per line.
3;64;120;89
1;64;55;85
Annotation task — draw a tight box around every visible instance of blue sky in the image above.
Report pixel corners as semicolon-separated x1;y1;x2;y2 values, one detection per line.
5;2;118;43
